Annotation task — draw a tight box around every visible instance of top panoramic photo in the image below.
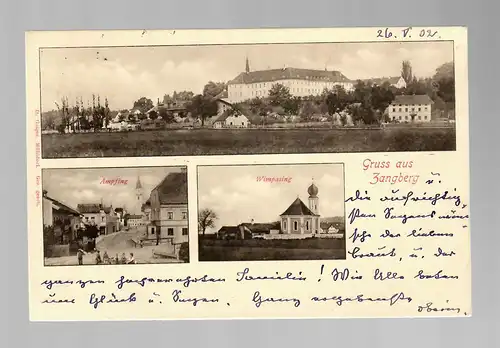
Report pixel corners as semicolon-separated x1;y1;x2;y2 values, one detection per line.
39;41;456;158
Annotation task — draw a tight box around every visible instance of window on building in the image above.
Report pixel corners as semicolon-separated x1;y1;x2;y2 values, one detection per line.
418;107;422;111
182;212;187;220
392;108;396;112
405;116;408;120
182;228;188;236
167;228;174;236
167;212;173;220
306;221;309;230
399;108;402;112
424;116;428;120
424;107;428;110
294;221;298;231
399;116;402;120
101;217;105;222
405;108;408;112
412;108;415;112
283;220;287;230
418;116;422;120
85;217;89;221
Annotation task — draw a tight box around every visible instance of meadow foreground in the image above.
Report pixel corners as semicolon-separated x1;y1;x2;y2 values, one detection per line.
42;126;456;158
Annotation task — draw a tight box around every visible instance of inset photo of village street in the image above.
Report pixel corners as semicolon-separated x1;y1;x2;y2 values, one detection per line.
41;166;189;266
197;163;345;262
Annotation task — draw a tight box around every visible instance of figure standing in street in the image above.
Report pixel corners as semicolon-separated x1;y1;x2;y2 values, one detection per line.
95;250;102;265
103;251;110;264
77;249;84;265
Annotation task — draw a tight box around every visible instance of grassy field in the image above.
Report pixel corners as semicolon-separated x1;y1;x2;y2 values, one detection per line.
199;237;346;261
41;127;456;158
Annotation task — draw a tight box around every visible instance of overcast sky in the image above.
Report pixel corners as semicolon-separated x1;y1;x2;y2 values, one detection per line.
197;164;344;233
43;166;182;214
40;41;453;111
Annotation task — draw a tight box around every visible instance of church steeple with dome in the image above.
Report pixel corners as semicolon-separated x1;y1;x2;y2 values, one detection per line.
308;179;319;215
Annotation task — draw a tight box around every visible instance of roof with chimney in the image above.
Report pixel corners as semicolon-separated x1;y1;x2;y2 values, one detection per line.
392;94;434;105
150;171;188;205
217;226;240;234
228;67;351;85
43;193;80;216
77;203;112;214
280;197;318;216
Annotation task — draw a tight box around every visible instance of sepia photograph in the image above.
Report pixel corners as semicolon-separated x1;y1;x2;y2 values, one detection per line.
41;166;189;266
39;41;456;158
197;163;346;261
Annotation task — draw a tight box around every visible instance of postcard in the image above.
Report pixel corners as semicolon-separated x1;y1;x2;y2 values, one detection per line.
26;27;470;321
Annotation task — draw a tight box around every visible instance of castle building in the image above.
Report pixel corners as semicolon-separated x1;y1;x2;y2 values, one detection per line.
227;58;355;103
280;181;321;235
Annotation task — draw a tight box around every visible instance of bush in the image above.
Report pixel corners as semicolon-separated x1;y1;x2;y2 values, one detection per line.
178;242;189;263
390;127;456;151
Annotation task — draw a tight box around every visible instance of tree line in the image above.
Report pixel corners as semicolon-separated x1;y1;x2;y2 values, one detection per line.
42;61;454;130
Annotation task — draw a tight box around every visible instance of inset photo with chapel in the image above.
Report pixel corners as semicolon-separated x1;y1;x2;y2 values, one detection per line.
41;166;189;266
197;163;346;262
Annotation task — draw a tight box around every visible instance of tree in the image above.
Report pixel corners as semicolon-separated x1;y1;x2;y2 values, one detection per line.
198;208;218;237
268;83;292;106
203;81;227;98
159;108;174;123
133;97;154;114
433;62;455;103
433;62;454;81
148;110;158;120
370;85;395;118
164;91;195;104
401;60;413;84
324;86;350;115
186;94;217;126
299;101;315;121
54;97;71;133
283;96;301;115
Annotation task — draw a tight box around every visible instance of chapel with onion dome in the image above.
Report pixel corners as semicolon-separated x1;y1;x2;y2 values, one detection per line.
279;180;321;235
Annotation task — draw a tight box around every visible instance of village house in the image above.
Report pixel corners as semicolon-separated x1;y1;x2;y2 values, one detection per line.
364;76;407;89
42;190;82;244
77;203;119;235
388;94;434;123
146;169;189;245
227;58;355;103
209;98;249;128
216;226;244;240
320;222;340;234
127;214;146;227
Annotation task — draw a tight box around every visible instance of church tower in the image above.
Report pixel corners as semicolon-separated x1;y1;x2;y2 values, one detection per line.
307;180;319;215
135;176;144;214
245;56;250;73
